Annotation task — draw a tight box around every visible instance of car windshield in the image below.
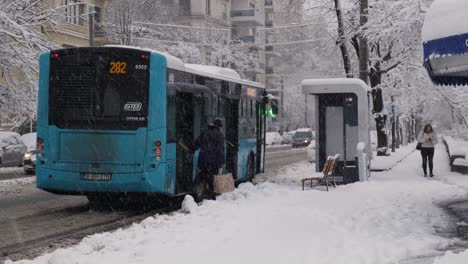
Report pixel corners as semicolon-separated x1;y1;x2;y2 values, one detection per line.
293;132;312;138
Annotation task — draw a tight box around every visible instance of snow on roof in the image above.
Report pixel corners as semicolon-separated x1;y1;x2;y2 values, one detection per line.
421;0;468;42
296;128;312;132
185;64;240;80
302;78;370;95
184;64;263;88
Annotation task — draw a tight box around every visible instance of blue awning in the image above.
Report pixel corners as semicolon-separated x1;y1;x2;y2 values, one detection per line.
423;33;468;62
423;34;468;86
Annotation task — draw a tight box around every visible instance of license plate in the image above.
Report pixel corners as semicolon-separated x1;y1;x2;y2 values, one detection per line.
81;173;112;181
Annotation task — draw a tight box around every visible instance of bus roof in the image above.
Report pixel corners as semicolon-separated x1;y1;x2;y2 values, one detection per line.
105;45;264;89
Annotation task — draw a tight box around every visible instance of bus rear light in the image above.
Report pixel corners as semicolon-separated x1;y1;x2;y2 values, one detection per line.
155;141;162;147
155;148;161;155
52;53;59;59
37;145;44;151
37;137;44;144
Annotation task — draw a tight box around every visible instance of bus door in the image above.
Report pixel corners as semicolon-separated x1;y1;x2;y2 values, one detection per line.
225;98;239;179
175;92;194;194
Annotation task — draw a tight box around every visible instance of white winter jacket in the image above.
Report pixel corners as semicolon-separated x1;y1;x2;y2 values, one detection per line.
417;130;438;148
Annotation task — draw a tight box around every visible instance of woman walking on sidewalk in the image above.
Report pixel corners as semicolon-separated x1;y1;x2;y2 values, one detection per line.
418;124;438;177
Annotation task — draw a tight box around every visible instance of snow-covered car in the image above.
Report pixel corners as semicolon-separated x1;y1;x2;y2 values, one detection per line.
21;132;37;174
307;140;316;163
266;132;283;145
292;128;314;148
281;130;296;144
0;131;27;168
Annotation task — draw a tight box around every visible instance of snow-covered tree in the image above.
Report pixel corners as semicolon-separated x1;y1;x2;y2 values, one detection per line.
0;0;59;130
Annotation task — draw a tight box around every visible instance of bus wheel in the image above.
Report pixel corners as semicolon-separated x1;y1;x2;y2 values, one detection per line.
247;156;255;182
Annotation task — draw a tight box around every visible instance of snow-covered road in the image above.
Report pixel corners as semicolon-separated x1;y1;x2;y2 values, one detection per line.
8;143;468;264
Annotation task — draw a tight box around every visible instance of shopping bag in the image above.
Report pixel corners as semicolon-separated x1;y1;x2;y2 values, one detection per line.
213;173;235;194
416;142;422;150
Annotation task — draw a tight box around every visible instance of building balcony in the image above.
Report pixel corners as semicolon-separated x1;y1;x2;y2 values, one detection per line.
230;9;265;26
239;35;255;43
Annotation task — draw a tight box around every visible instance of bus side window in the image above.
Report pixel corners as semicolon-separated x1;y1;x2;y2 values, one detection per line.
212;94;218;117
240;99;243;117
218;97;225;116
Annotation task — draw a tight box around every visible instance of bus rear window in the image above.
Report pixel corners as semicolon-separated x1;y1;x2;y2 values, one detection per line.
48;48;150;130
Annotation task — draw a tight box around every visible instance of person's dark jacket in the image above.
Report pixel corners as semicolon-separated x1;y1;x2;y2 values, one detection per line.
193;124;225;172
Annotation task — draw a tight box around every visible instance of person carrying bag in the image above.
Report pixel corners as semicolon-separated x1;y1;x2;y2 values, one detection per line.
192;119;226;201
417;124;438;177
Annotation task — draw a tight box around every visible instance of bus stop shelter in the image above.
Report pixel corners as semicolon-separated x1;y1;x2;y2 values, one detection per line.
302;78;371;183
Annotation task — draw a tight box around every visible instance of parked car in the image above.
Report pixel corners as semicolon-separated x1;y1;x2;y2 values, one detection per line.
266;132;283;145
281;130;296;144
0;131;27;167
307;140;316;163
292;128;314;148
21;132;37;174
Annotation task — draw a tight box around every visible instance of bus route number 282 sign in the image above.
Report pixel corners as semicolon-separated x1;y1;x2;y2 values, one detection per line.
109;61;127;74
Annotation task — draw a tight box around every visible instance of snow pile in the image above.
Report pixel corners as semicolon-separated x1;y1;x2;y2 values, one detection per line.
8;146;468;264
422;0;468;42
443;135;468;157
433;249;468;264
180;195;198;213
0;177;35;196
0;177;35;188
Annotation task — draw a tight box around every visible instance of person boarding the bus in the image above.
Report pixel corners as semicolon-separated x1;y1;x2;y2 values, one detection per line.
192;119;225;201
417;123;438;177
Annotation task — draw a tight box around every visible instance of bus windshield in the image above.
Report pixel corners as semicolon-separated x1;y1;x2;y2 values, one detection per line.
48;48;150;130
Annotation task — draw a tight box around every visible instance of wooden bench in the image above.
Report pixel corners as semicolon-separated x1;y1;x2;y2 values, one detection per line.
301;155;339;191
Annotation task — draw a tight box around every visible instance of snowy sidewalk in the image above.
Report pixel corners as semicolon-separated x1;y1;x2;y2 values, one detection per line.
8;145;468;264
370;143;416;171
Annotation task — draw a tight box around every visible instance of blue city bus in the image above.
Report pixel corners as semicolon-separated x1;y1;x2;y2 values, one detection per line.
36;46;267;201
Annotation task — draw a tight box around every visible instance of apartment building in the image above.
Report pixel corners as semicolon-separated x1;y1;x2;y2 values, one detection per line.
230;0;266;84
264;0;276;91
174;0;267;84
44;0;109;47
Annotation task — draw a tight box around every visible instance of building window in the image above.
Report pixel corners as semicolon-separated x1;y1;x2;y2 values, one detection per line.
179;0;191;16
62;0;85;26
206;0;211;16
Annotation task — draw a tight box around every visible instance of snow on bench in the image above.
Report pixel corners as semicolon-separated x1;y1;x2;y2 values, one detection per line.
442;135;468;174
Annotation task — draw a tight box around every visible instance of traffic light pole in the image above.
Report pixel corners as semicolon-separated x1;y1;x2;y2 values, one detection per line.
280;76;284;117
